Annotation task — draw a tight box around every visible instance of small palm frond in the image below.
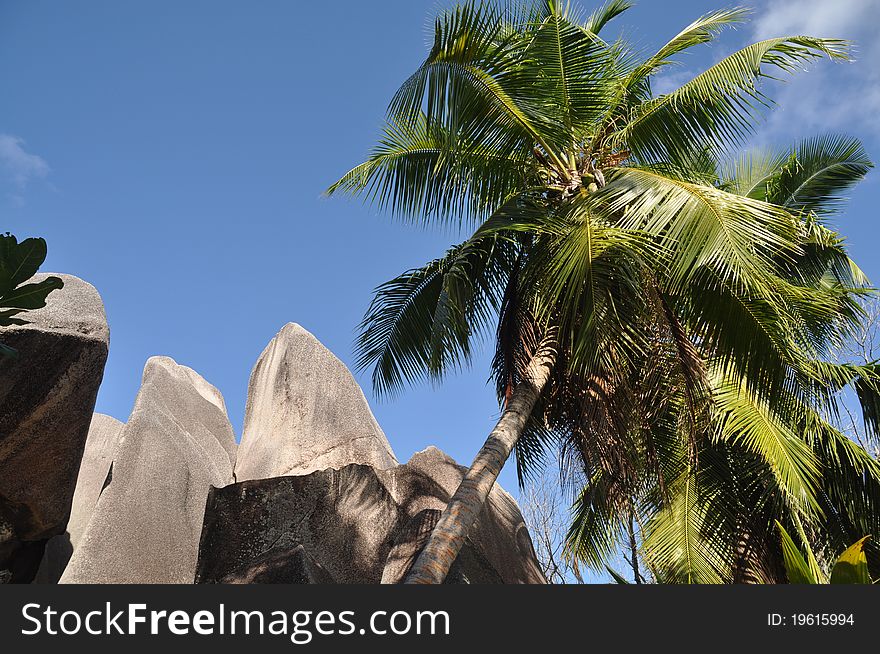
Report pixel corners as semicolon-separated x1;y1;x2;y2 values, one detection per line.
565;467;628;571
327;113;533;225
583;0;632;35
356;234;513;396
642;466;731;584
628;7;749;86
764;135;873;217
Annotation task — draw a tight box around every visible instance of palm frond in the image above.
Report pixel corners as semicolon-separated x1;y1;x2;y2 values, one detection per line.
764;135;873;217
524;5;617;139
629;7;749;85
356;234;512;395
583;0;632;35
595;167;798;292
390;1;569;172
642;467;730;583
711;369;822;517
616;37;850;163
327;113;532;225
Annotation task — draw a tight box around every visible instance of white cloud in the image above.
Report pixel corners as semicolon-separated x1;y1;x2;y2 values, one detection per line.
753;0;875;40
650;67;698;97
749;0;880;143
0;134;50;204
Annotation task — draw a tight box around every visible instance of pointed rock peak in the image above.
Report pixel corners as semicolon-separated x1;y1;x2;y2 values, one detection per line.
404;446;465;489
142;356;228;416
235;323;397;481
408;446;455;466
138;356;237;466
279;322;313;339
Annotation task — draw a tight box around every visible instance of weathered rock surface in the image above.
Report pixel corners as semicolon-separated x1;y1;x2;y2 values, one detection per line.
64;413;125;546
33;414;125;583
217;544;336;584
234;323;397;481
196;447;545;584
60;357;236;583
0;274;109;582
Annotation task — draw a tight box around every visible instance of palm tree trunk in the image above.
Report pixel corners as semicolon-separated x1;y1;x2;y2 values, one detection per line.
403;339;557;584
627;509;641;584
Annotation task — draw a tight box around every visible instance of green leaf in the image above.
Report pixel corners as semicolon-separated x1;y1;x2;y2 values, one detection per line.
355;232;513;396
0;234;49;296
0;276;64;310
713;372;822;517
830;536;871;584
767;135;873;217
584;0;632;35
625;7;749;86
776;521;818;584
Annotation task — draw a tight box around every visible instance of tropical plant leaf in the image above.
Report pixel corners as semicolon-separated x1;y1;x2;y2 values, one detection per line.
0;234;49;296
583;0;632;35
627;7;749;86
765;135;873;217
356;232;513;396
595;167;797;292
830;536;871;584
776;520;818;584
0;233;63;359
712;371;822;517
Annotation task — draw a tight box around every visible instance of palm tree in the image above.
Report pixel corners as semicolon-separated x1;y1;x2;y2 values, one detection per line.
565;135;880;583
329;0;869;584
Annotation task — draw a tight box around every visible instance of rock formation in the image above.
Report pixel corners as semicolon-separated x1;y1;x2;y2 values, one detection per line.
195;447;546;584
60;357;236;583
235;323;397;480
0;274;109;582
1;285;544;585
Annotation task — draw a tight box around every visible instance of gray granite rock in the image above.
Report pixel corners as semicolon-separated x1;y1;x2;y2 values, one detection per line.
33;414;125;583
196;448;545;584
235;323;397;480
60;357;236;583
0;274;109;582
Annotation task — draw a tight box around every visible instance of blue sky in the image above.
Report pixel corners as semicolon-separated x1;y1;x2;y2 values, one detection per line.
2;0;878;503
